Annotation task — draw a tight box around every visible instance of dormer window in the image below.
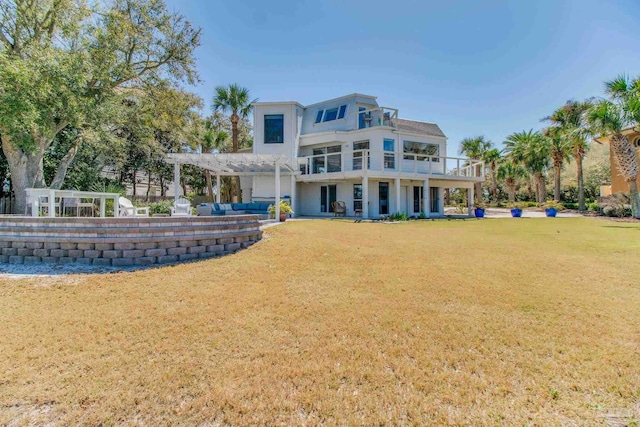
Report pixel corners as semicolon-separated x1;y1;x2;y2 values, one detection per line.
315;105;348;123
264;114;284;144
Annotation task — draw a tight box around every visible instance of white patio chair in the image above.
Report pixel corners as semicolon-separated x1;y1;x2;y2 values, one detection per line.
171;197;192;217
118;197;150;217
63;197;95;217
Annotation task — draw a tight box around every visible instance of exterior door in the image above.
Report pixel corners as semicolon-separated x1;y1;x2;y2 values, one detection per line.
379;182;389;215
430;187;439;213
320;185;337;213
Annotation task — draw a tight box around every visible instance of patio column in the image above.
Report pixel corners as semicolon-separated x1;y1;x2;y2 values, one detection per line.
438;188;445;215
362;176;369;218
290;174;296;218
173;163;180;203
468;187;474;216
395;177;401;214
275;162;281;220
423;178;430;218
215;174;221;203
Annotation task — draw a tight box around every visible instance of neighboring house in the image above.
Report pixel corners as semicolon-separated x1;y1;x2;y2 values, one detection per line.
168;93;484;218
595;128;640;196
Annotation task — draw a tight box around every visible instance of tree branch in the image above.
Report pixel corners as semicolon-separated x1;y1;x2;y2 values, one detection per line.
49;135;83;189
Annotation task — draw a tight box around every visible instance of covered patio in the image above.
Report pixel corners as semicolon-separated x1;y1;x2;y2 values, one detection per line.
165;153;298;219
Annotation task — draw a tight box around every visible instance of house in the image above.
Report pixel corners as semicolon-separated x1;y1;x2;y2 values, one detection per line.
168;93;484;218
595;128;640;196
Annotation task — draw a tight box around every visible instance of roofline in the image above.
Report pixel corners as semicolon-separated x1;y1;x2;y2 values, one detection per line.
252;101;304;109
397;117;440;126
304;93;378;109
593;126;638;144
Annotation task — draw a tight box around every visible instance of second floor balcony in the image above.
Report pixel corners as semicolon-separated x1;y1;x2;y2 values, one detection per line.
297;149;484;180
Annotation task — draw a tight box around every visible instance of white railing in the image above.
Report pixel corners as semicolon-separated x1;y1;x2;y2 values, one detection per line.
358;107;399;129
297;150;484;178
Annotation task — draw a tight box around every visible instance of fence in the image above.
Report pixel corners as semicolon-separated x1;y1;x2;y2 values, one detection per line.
0;196;16;215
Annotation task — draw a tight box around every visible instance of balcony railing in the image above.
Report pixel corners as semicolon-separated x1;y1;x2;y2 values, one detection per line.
358;107;398;129
298;150;484;178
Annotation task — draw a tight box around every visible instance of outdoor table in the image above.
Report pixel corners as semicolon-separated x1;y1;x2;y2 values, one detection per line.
25;188;121;218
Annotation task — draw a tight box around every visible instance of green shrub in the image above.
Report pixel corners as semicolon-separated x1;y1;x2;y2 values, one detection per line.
587;202;599;212
599;194;631;217
563;202;578;210
149;200;173;215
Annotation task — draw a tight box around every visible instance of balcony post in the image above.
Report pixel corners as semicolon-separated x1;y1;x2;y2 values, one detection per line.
467;187;474;217
290;174;296;218
395;177;401;214
275;161;281;220
215;174;221;203
362;176;369;219
423;178;430;218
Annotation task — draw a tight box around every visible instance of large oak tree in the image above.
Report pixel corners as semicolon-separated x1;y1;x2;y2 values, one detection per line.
0;0;200;212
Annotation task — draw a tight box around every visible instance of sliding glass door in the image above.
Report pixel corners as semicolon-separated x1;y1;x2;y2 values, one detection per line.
320;185;337;213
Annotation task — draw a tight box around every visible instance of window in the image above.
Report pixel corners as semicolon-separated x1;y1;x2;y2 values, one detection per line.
315;105;347;123
403;141;439;161
353;184;363;212
384;138;395;169
264;114;284;143
338;105;347;119
311;145;341;173
353;140;370;170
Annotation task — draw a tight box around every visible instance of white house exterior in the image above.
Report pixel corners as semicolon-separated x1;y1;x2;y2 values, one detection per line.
246;93;483;218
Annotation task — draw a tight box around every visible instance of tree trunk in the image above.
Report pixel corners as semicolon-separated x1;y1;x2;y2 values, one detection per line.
533;173;545;204
1;134;47;214
576;152;585;211
628;179;640;219
507;185;516;202
554;163;561;202
132;169;137;196
527;179;534;201
491;167;498;202
230;112;242;202
444;188;450;205
145;168;152;201
205;170;214;203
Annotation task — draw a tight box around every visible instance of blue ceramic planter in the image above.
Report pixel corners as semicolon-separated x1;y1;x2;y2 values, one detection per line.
474;208;485;218
545;208;557;217
511;208;522;217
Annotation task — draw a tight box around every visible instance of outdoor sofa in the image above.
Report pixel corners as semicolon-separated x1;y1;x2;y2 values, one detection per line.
196;202;271;216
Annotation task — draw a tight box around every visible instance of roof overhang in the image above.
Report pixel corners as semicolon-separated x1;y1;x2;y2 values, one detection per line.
594;127;639;144
166;153;297;176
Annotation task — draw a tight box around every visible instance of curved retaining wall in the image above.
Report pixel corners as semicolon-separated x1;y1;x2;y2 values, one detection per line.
0;215;262;266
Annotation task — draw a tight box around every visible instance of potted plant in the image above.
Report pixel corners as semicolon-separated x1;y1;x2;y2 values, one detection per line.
507;201;523;218
543;200;563;218
474;202;486;218
268;200;294;222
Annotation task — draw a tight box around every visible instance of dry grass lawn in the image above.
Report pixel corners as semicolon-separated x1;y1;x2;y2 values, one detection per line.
1;218;639;426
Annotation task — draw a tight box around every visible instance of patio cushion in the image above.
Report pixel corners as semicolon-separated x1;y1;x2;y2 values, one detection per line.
220;203;233;211
210;209;225;215
213;203;221;211
259;203;271;211
247;203;260;211
233;203;247;211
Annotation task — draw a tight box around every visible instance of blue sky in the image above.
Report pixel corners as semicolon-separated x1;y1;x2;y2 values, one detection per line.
166;0;640;156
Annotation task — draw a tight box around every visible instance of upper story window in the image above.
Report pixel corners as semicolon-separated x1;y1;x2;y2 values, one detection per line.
264;114;284;144
315;105;347;123
403;141;440;162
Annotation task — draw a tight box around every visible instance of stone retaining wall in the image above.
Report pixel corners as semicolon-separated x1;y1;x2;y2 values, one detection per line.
0;215;262;266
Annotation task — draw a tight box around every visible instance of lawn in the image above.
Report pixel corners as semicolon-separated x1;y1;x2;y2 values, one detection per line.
1;218;639;426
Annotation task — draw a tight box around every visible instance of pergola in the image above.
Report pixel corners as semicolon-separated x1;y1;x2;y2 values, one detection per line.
165;153;298;219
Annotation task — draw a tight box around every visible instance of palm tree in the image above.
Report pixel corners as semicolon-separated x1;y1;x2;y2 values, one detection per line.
503;130;551;204
544;100;593;210
459;136;492;201
497;161;527;202
585;75;640;217
483;148;501;201
201;117;229;202
542;126;572;202
212;84;256;201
